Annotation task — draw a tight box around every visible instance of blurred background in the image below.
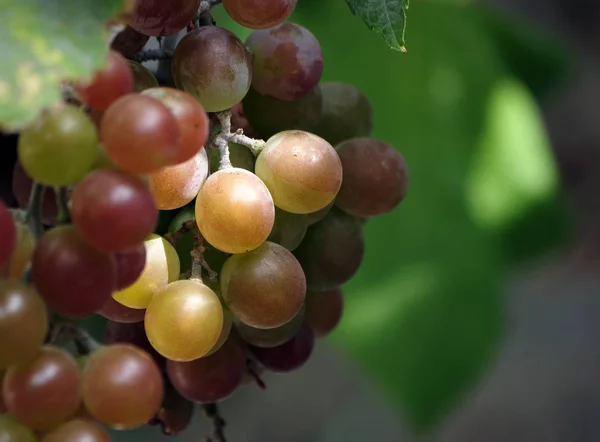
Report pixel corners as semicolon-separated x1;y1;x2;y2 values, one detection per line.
44;0;600;439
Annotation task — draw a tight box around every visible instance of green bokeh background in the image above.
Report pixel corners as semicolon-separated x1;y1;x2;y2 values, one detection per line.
211;0;571;433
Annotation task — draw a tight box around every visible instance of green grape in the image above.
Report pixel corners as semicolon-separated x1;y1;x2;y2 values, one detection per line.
195;168;274;254
0;415;36;441
235;304;305;348
242;86;323;139
309;82;374;146
221;241;306;329
267;207;308;251
112;234;180;309
255;130;342;214
18;104;98;186
209;143;256;173
128;60;160;92
145;279;224;361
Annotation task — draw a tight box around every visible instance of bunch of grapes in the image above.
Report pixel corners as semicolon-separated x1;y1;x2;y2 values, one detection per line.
0;0;409;440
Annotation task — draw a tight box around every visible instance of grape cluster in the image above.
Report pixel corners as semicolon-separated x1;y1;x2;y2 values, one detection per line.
0;0;409;440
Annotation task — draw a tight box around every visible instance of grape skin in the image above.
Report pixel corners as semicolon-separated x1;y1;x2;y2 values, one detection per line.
306;200;333;225
145;279;224;362
235;304;305;348
0;415;37;441
0;218;34;281
246;22;323;101
293;208;364;291
0;281;48;369
255;130;342;214
267;207;308;251
82;344;163;430
104;321;165;370
113;242;147;290
249;321;314;372
0;200;16;266
112;234;180;309
18;104;98;186
305;288;344;337
195;168;275;254
149;148;209;210
172;27;253;113
3;346;82;431
97;296;146;324
71;169;158;252
41;419;111;442
11;161;62;225
128;60;160;92
223;0;297;29
128;0;201;36
220;241;306;329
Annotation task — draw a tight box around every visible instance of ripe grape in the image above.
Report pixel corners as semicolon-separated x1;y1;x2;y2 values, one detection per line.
246;22;323;101
100;94;181;174
242;86;323;138
31;225;117;318
0;218;33;281
3;346;82;431
41;419;111;442
18;104;98;186
172;27;253;112
167;337;246;404
0;281;48;369
223;0;297;29
195;168;275;254
74;50;134;111
114;242;147;290
145;279;224;361
267;207;308;251
128;60;160;92
310;82;374;146
149;148;209;210
209;142;255;173
220;241;306;329
97;297;145;324
104;321;164;370
335;138;409;218
249;321;314;372
255;130;342;214
0;415;36;441
82;344;163;430
0;201;16;266
207;307;233;356
11;161;61;225
129;0;201;36
71;169;158;252
293;208;364;291
141;87;210;164
151;382;194;436
111;26;150;58
235;305;304;348
306;200;333;225
305;288;343;337
112;234;180;309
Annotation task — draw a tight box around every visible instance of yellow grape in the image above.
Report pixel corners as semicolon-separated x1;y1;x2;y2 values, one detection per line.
112;234;179;309
195;168;275;254
145;279;223;361
255;130;342;214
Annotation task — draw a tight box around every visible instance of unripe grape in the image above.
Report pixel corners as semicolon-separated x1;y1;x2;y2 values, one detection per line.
209;143;255;173
111;26;150;58
172;27;253;112
195;168;275;254
255;130;342;214
128;60;159;92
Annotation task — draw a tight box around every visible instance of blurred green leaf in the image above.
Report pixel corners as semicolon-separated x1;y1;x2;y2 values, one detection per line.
0;0;125;131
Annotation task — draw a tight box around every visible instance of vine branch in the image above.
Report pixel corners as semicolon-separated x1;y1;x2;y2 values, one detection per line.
202;403;226;442
135;48;173;63
210;111;266;169
46;322;101;355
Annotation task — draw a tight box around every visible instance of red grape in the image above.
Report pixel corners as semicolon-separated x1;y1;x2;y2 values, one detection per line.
31;225;117;318
97;296;146;324
104;321;165;370
249;321;314;372
172;27;253;112
0;281;48;369
41;419;111;442
246;22;323;101
82;344;163;429
335;138;409;218
75;50;134;111
12;161;60;225
223;0;297;29
0;200;16;266
129;0;201;36
167;337;246;404
100;94;181;174
111;26;150;58
141;87;210;164
114;242;147;290
304;288;343;337
235;305;304;348
71;169;158;252
3;346;82;431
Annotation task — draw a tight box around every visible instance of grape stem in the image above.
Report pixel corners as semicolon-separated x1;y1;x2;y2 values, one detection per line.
54;186;71;224
46;322;101;355
211;111;266;169
25;183;45;242
202;403;227;442
165;220;218;281
135;48;173;63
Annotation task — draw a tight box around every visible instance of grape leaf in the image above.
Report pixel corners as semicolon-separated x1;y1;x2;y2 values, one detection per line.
345;0;409;52
0;0;126;131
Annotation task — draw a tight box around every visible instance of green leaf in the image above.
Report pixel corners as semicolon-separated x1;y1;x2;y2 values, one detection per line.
345;0;409;52
0;0;125;131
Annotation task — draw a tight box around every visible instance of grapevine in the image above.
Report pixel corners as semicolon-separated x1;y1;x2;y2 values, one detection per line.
0;0;410;440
